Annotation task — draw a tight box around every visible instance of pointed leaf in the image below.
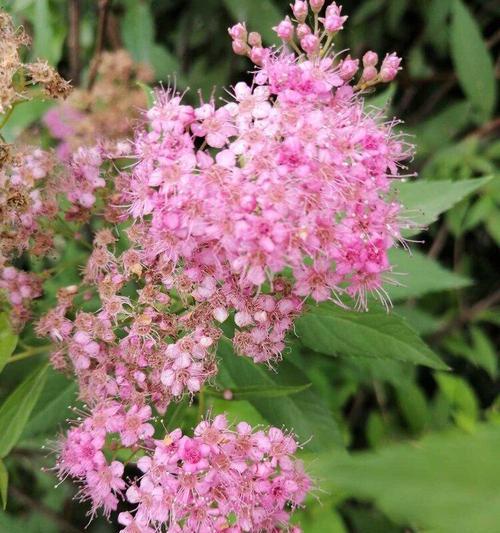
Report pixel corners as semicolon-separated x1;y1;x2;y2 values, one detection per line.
0;364;48;458
451;0;496;119
394;177;492;229
386;249;471;300
295;303;447;369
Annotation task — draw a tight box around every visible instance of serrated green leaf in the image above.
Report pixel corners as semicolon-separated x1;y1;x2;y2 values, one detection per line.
394;176;492;229
451;0;496;119
0;314;18;375
223;0;281;44
386;249;471;300
0;364;48;458
309;423;500;533
296;303;447;369
217;338;342;451
0;459;7;510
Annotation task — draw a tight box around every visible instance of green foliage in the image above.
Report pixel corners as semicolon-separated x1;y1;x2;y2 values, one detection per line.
395;176;492;228
309;423;500;533
0;365;48;458
217;338;343;451
386;249;471;300
0;459;7;510
0;314;18;374
295;303;446;369
450;0;497;120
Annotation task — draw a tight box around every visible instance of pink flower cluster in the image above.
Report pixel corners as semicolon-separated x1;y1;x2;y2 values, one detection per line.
57;411;309;532
33;1;410;528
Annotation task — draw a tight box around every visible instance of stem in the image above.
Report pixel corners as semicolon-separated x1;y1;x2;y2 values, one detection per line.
6;345;50;365
68;0;81;85
0;105;16;130
320;33;335;58
198;387;206;421
87;0;112;90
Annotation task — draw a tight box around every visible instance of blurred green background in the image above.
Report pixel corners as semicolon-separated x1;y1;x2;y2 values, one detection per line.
1;0;499;531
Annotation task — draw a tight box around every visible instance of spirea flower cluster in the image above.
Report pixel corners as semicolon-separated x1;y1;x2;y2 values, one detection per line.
57;411;309;532
1;2;412;530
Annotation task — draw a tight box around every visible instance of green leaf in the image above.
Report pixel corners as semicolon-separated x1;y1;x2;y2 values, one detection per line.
223;0;281;44
309;423;500;533
412;101;472;157
121;0;155;64
386;249;471;300
22;370;77;438
0;459;7;510
1;98;54;142
150;45;182;81
451;0;497;119
435;373;478;431
0;364;48;458
366;84;396;110
393;306;442;335
394;176;492;229
209;383;312;400
217;338;342;451
137;81;155;109
444;328;497;378
395;382;428;434
0;314;18;375
295;303;447;369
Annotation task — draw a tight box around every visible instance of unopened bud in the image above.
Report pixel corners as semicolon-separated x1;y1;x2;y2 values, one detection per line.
292;0;308;22
362;51;378;67
309;0;325;13
248;32;262;47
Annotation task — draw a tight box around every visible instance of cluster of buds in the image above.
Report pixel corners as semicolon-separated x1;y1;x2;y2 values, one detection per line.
229;1;401;89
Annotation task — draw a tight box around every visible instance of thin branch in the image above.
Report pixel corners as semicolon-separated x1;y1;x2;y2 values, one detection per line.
429;288;500;343
427;224;449;260
68;0;81;85
87;0;112;90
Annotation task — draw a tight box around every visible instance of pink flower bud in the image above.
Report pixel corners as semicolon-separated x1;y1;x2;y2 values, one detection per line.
248;32;262;47
361;65;378;82
232;39;248;56
228;22;247;41
379;52;402;82
296;23;311;39
324;14;345;32
339;56;359;80
213;307;229;323
362;51;378;67
249;46;266;65
273;16;294;42
223;389;233;400
292;0;308;22
300;34;320;55
309;0;325;13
